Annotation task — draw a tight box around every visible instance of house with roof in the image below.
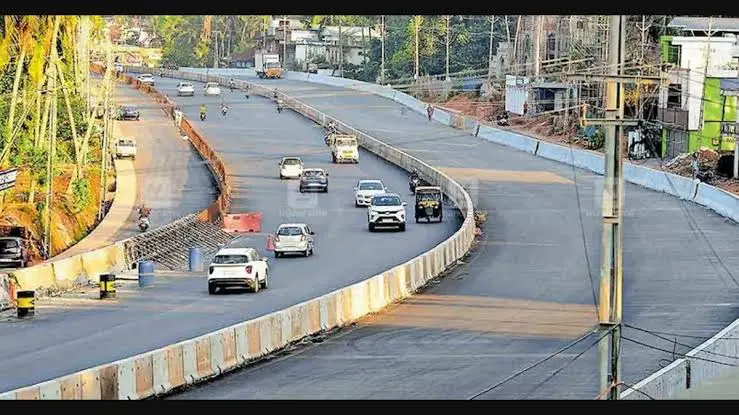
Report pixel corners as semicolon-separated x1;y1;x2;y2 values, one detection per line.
657;17;739;157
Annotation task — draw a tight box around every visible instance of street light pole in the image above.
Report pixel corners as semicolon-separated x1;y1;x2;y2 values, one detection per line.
380;15;386;84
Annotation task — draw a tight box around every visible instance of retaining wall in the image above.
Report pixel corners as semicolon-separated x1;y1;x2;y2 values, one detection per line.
0;68;475;399
184;66;739;400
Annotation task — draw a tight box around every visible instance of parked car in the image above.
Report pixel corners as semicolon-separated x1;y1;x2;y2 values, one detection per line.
0;237;30;268
118;105;140;121
207;247;269;294
204;82;221;96
272;223;316;258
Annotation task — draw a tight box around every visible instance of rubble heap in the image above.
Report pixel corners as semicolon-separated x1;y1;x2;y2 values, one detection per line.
663;148;720;177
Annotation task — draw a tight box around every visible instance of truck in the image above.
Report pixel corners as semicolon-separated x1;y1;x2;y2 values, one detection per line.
255;52;284;79
328;134;359;164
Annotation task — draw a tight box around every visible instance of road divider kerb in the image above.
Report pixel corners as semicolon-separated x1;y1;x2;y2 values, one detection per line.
0;67;475;399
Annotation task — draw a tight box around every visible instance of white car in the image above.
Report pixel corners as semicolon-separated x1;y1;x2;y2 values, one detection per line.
114;137;137;160
273;223;315;258
278;156;304;179
114;63;124;72
204;82;221;96
367;193;407;232
177;82;195;97
207;247;269;294
354;179;387;207
137;74;154;85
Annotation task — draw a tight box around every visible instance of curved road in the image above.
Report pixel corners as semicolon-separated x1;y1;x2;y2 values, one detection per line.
0;76;458;393
168;73;739;399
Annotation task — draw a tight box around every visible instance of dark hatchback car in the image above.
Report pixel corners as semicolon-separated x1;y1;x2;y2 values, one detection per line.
299;169;329;193
118;105;140;121
0;237;30;268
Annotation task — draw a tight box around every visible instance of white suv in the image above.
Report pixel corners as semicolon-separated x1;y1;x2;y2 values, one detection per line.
273;223;316;257
278;156;303;179
177;82;195;96
367;193;406;232
354;179;386;207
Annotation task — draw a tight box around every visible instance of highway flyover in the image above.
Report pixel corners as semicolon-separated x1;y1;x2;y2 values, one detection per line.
166;73;739;399
0;75;458;393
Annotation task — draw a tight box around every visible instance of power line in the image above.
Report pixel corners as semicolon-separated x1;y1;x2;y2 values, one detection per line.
625;324;739;361
621;335;738;367
466;326;604;399
623;325;739;341
522;326;611;398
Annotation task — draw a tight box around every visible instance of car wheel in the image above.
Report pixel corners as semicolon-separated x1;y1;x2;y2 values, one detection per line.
368;223;375;232
323;187;328;193
208;283;217;295
355;200;360;207
253;276;260;293
279;174;284;179
261;271;269;289
274;251;281;258
415;216;420;223
399;223;406;232
299;187;305;193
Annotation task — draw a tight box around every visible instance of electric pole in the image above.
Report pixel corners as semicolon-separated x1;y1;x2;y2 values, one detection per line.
414;15;421;79
338;16;344;78
98;43;113;222
487;15;495;81
283;15;288;70
213;31;218;68
598;15;626;400
445;15;451;81
380;15;386;84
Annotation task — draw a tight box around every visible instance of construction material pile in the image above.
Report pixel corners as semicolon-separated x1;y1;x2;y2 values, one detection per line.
663;148;720;177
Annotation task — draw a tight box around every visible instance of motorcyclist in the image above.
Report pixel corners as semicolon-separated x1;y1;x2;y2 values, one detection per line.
199;104;207;120
228;78;235;91
409;169;420;191
327;120;337;132
221;102;229;116
273;88;278;100
138;203;152;220
276;98;284;113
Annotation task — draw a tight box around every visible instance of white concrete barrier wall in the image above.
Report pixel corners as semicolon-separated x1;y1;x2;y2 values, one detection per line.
177;66;739;400
0;68;475;400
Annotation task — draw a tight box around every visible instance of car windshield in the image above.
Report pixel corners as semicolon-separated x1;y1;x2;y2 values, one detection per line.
266;62;280;69
141;74;152;78
277;226;303;236
212;254;248;264
372;195;401;206
336;139;356;146
359;182;383;190
0;239;19;253
418;192;441;201
282;158;301;166
123;106;136;111
118;139;135;146
206;83;219;88
180;83;192;88
303;171;324;178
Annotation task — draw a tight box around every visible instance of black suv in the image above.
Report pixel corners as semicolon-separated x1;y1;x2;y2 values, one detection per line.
299;169;329;193
0;237;30;268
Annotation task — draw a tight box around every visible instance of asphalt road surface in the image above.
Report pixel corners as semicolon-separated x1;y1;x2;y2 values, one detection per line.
0;75;459;393
111;81;217;234
167;74;739;399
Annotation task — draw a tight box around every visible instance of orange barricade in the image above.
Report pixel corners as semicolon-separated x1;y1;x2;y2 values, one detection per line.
222;212;262;233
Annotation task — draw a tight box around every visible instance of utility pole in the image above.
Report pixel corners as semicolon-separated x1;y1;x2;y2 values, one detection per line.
445;15;451;81
414;15;421;79
380;15;386;84
698;17;714;135
213;31;219;68
598;15;625;400
637;15;649;120
98;43;112;222
338;16;344;78
283;15;288;70
487;15;495;81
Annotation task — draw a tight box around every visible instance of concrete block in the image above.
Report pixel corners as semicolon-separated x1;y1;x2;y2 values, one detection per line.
79;370;101;400
233;322;250;364
181;340;198;385
194;337;213;380
151;349;171;395
133;354;154;399
534;140;574;165
620;359;688;400
477;126;538;154
38;380;61;399
694;183;739;222
116;358;136;399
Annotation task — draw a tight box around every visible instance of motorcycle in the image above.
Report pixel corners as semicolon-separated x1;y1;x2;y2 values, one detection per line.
221;106;228;116
138;216;150;232
200;112;206;121
229;82;235;92
409;176;420;194
496;112;509;127
277;102;284;113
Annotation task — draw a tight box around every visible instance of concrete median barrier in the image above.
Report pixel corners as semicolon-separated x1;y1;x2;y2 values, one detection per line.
694;182;739;222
